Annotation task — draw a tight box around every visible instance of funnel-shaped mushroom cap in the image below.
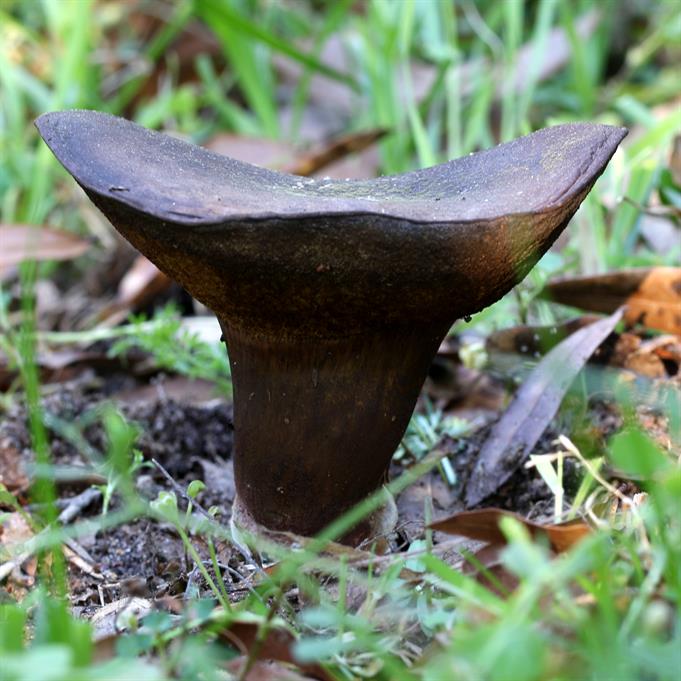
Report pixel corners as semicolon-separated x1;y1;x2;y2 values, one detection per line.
36;111;625;337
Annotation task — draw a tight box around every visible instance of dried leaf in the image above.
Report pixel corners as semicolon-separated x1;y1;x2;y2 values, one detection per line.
115;377;220;406
0;225;90;279
98;254;172;325
118;255;171;307
627;268;681;334
430;508;591;553
205;129;384;180
205;135;296;169
0;348;122;391
465;309;623;507
283;128;386;177
0;439;30;494
542;267;681;334
219;621;333;681
224;659;317;680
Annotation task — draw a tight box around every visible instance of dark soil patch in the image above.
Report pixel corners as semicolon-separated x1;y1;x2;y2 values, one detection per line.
0;373;673;612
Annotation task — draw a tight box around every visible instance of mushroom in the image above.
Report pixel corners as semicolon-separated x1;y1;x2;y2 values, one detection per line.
36;111;626;541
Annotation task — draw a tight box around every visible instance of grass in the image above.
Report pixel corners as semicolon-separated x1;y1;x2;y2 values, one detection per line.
0;0;680;679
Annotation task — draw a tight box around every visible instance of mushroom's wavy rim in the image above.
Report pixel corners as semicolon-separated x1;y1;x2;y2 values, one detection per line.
36;110;626;228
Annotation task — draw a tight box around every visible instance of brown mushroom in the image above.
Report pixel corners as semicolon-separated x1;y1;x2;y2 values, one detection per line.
36;111;626;541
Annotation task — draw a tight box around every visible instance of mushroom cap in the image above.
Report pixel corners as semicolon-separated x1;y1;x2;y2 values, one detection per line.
36;110;625;226
36;111;626;335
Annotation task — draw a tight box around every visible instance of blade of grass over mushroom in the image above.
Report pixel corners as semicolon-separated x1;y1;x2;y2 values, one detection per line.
540;267;681;335
465;308;624;508
35;110;625;540
430;508;591;554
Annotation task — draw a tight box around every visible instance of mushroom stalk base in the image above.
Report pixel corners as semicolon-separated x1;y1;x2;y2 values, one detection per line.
230;491;398;549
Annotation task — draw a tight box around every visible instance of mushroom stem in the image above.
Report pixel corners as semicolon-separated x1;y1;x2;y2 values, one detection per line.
221;320;449;536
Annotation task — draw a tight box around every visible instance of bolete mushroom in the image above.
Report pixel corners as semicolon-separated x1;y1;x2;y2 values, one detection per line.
36;111;625;541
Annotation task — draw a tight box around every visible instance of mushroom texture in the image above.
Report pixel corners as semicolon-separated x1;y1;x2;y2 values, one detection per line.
36;111;626;541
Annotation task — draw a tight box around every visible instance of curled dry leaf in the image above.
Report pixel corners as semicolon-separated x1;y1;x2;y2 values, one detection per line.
429;508;591;553
0;224;90;280
466;309;624;507
542;267;681;335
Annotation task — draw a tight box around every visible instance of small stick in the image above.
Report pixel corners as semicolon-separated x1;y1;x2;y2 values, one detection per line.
57;487;102;525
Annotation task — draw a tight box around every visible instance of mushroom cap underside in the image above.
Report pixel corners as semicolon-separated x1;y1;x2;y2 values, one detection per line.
36;110;626;228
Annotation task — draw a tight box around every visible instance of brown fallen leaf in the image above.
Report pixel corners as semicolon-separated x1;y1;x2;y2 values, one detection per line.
0;347;131;391
98;254;172;325
224;659;317;680
205;128;384;179
283;128;387;177
205;135;296;169
114;376;221;406
0;439;30;494
627;268;681;334
541;267;681;335
430;508;591;553
465;309;624;507
219;621;333;681
0;224;91;280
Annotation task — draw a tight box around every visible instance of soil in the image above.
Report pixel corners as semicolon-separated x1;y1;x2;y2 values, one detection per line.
0;364;674;614
0;378;235;608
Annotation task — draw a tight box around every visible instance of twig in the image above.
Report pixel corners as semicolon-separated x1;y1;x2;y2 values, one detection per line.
0;552;31;583
57;487;102;525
